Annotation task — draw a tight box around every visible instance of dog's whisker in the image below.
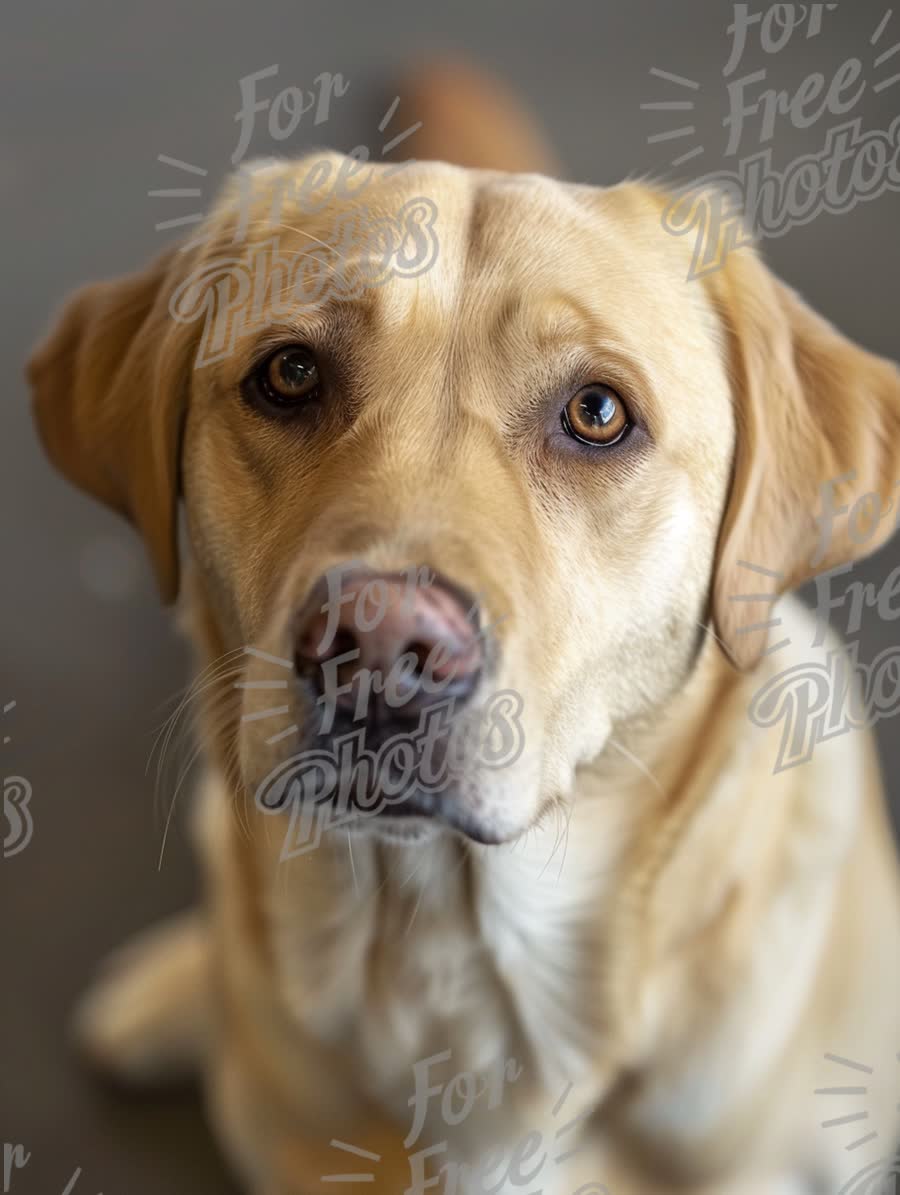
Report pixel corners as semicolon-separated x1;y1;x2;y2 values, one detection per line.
148;649;244;773
404;876;426;938
149;651;244;771
537;803;568;880
156;692;239;838
607;736;664;795
346;831;359;897
694;619;732;658
158;736;209;871
223;221;350;287
152;661;244;837
397;857;427;889
232;218;348;258
553;791;576;885
152;664;244;823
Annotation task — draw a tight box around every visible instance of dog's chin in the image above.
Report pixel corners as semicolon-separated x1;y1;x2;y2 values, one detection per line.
246;736;533;849
327;784;517;848
342;816;446;847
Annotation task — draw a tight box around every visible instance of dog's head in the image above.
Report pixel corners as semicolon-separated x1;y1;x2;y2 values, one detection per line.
28;152;900;850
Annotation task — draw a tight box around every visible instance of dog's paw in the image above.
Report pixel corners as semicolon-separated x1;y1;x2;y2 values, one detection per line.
71;910;210;1084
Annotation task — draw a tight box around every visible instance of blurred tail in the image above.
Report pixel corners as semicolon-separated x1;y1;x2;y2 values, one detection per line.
394;61;560;175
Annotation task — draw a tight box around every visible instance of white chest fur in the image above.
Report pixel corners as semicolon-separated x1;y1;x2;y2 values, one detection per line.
264;793;635;1129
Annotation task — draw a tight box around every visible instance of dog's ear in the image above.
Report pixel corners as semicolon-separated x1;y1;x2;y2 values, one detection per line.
707;247;900;669
27;246;195;603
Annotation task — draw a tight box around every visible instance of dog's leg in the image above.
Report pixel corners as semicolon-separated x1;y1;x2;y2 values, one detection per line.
228;1120;419;1195
71;909;210;1083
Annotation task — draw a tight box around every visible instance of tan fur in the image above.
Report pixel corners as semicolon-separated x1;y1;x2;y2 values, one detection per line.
28;67;900;1195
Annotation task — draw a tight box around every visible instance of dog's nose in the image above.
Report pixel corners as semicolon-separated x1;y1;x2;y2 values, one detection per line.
294;570;483;718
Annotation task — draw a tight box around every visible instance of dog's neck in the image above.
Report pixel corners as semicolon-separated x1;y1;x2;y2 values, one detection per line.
189;581;818;1110
208;629;770;1111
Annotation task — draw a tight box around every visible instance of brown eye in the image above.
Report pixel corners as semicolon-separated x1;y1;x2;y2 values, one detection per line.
246;345;321;413
562;385;631;446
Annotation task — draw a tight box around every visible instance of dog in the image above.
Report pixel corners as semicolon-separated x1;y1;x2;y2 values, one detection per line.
28;65;900;1194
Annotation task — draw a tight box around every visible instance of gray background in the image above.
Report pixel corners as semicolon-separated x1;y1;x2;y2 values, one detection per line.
1;1;898;1192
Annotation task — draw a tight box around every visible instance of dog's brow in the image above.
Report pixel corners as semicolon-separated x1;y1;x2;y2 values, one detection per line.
490;293;598;345
233;293;382;365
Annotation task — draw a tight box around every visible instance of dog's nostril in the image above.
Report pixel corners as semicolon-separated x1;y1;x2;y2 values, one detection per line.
293;649;317;686
326;628;359;662
294;626;361;689
292;568;485;715
405;641;436;678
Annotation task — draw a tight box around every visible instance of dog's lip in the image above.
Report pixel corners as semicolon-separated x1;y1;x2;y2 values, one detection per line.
251;756;514;847
372;791;508;845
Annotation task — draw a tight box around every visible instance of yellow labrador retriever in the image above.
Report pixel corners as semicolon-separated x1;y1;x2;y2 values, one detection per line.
27;66;900;1195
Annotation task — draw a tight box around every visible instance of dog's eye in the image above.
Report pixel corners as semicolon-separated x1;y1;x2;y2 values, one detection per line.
244;346;321;413
561;385;631;446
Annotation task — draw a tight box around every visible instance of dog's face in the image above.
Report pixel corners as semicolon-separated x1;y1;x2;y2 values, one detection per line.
178;159;738;847
28;154;900;849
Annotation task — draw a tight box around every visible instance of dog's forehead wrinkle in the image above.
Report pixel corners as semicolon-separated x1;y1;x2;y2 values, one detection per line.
202;157;712;396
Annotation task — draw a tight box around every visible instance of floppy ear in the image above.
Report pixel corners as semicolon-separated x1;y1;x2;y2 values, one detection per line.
27;246;195;603
707;247;900;669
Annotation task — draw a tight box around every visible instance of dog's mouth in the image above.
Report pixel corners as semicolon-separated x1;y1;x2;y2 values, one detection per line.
249;681;529;851
349;786;510;845
253;705;506;845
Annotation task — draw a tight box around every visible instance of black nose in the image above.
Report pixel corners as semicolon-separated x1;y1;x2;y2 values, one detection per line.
294;568;483;723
